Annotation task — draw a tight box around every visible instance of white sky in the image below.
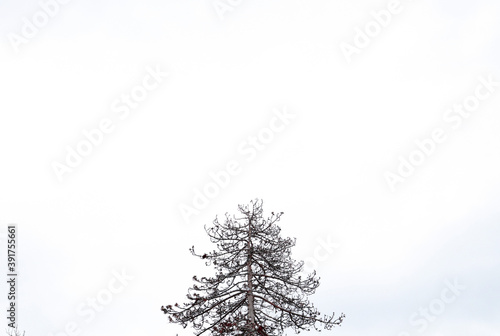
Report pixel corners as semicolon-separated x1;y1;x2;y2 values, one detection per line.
1;0;499;335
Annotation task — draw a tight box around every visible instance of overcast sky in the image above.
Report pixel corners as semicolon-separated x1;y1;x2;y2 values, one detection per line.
1;0;499;336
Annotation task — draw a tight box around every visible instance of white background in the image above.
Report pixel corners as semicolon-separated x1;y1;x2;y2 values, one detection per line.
1;0;499;335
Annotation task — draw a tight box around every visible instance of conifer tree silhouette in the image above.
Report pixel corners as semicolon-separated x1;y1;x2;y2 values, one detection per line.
163;199;344;336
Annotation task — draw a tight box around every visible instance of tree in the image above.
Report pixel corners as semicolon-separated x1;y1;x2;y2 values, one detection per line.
162;199;344;336
6;326;25;336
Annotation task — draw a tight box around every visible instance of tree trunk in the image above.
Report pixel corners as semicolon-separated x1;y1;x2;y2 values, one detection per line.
247;214;256;331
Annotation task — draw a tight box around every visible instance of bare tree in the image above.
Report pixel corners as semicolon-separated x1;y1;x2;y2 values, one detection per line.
162;199;344;336
6;326;25;336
